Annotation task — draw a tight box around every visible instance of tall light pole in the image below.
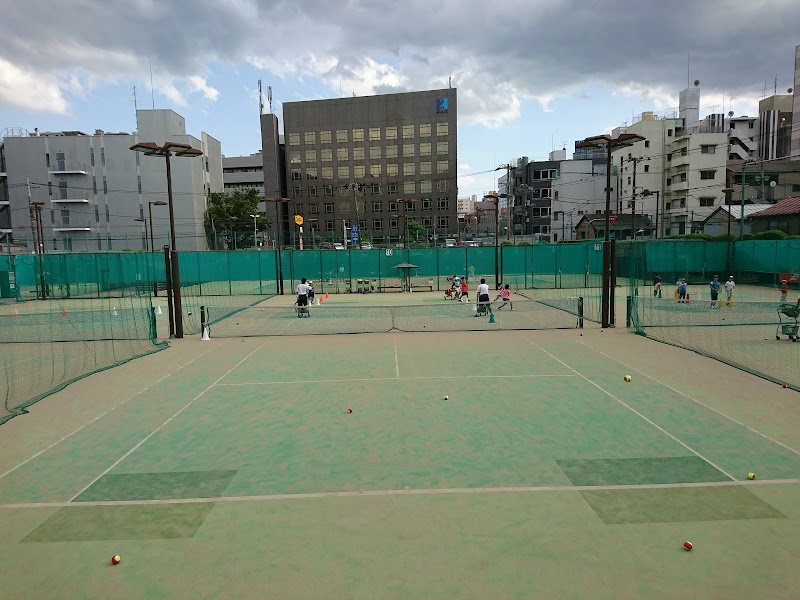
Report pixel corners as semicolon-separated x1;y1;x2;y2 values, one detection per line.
133;217;149;250
250;213;260;249
484;193;512;285
722;187;735;273
641;190;659;239
30;200;47;300
262;197;290;294
148;200;168;252
577;133;645;328
130;141;203;339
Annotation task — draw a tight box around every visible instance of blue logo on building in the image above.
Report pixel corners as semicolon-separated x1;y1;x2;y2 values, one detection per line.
436;98;449;113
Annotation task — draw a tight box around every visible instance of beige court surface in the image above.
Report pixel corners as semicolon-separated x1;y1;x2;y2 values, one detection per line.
1;320;799;599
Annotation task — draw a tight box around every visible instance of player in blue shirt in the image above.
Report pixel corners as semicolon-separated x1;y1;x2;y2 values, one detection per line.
709;275;721;309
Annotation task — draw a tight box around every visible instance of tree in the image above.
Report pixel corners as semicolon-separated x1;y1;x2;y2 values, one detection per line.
204;188;270;250
407;219;426;242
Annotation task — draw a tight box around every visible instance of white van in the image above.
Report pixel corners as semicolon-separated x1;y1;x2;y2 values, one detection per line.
445;238;457;247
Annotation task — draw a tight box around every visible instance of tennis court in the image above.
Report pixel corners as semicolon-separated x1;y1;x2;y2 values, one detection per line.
1;303;799;598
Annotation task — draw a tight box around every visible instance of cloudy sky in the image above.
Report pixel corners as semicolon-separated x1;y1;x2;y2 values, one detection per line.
1;0;798;198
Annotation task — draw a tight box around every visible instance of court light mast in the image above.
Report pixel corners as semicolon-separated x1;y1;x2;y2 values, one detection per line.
577;133;645;328
483;192;512;285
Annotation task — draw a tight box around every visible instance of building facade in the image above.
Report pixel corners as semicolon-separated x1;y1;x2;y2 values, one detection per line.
265;89;458;247
550;158;609;242
0;110;221;252
759;94;793;160
791;44;800;160
223;153;265;195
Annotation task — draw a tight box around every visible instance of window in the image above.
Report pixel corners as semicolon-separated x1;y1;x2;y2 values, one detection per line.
438;215;449;228
353;147;365;160
336;130;348;143
667;129;673;136
680;147;687;157
699;197;714;207
403;163;416;176
667;153;672;162
92;176;97;194
402;125;414;138
137;175;142;193
370;164;381;177
372;218;383;230
56;152;65;171
679;173;687;182
305;150;316;163
420;143;431;156
321;149;332;162
748;121;754;129
437;123;448;136
370;184;381;195
100;148;105;165
666;178;672;186
291;169;301;181
295;204;303;214
792;184;800;193
644;140;650;148
320;131;331;144
95;205;100;222
389;217;398;229
358;219;367;230
289;133;300;145
436;142;448;155
338;166;350;178
337;148;349;161
369;128;381;141
372;201;383;212
437;160;448;174
420;162;432;175
352;129;364;142
322;167;333;179
309;204;319;214
304;132;316;145
308;186;318;197
627;176;631;185
307;167;318;179
665;202;672;210
643;164;650;173
420;124;431;137
436;180;448;192
388;201;398;212
291;185;301;198
370;146;381;159
700;170;715;180
386;126;397;140
324;220;335;231
290;151;300;164
387;182;398;194
90;149;95;166
422;198;432;210
680;199;686;208
105;205;110;222
387;164;398;177
324;202;334;214
403;144;415;158
403;181;416;194
354;165;365;178
421;180;432;193
386;145;398;158
701;144;716;154
102;177;107;194
437;198;449;210
421;216;432;227
323;184;333;197
58;181;68;199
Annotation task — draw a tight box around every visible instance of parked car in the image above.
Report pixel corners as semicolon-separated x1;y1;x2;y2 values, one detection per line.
333;243;346;250
319;242;334;250
445;238;457;247
359;242;373;250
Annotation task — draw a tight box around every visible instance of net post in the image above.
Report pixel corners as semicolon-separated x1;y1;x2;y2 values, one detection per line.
200;305;206;335
609;238;617;326
150;306;157;340
163;245;175;338
626;295;632;328
578;296;584;328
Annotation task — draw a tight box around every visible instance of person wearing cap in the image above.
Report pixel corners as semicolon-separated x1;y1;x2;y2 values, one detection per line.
307;280;316;304
709;275;721;309
724;275;735;307
676;278;687;303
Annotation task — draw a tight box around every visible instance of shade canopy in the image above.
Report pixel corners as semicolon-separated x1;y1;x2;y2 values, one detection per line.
576;133;645;149
393;262;418;269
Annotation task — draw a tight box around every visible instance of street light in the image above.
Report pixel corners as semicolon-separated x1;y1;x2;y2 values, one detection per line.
483;192;512;285
722;187;735;273
250;214;261;249
130;141;203;339
577;133;646;328
262;197;290;294
633;228;645;240
30;200;47;300
641;190;659;239
148;201;168;252
133;218;149;250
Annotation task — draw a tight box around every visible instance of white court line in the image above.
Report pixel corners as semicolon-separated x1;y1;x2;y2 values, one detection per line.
394;334;400;379
3;478;799;510
526;338;737;481
0;346;216;481
217;374;576;386
580;341;800;457
65;342;266;503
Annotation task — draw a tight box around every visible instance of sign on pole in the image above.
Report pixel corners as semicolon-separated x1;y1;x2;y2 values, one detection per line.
294;215;303;225
351;225;359;246
608;215;617;225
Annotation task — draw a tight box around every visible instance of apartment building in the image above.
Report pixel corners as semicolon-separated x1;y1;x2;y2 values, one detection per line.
223;153;265;195
262;89;457;247
0;110;222;252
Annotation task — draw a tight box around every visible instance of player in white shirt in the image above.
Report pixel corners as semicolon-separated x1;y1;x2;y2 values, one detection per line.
296;278;310;317
724;275;735;307
475;278;492;317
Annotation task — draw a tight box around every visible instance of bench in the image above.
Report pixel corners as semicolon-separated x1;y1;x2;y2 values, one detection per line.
378;284;434;292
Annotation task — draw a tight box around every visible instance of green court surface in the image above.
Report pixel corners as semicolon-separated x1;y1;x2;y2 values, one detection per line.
1;328;799;599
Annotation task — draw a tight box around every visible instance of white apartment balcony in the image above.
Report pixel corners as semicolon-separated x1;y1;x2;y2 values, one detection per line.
0;172;6;178
0;200;9;206
49;162;87;175
51;198;89;204
53;225;92;232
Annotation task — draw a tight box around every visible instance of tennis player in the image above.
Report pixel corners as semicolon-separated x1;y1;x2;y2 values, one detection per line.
475;278;491;317
296;278;310;315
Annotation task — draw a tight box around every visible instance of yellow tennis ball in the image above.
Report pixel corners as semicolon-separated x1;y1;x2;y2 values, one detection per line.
444;395;449;400
748;472;755;480
624;375;632;382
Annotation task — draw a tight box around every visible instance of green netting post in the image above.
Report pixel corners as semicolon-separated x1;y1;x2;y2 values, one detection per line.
658;288;662;298
626;295;632;328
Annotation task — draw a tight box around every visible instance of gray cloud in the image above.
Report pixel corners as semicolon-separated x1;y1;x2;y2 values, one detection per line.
1;0;798;122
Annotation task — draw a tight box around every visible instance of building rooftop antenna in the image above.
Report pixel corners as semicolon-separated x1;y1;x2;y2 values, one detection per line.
268;85;273;114
258;80;264;115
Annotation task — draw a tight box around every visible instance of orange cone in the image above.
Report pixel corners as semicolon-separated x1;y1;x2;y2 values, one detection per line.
319;297;324;303
325;292;329;299
62;307;68;317
685;293;690;303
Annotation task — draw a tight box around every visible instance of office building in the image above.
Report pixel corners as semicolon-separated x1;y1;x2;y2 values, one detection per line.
223;153;266;195
262;89;457;247
0;110;221;252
